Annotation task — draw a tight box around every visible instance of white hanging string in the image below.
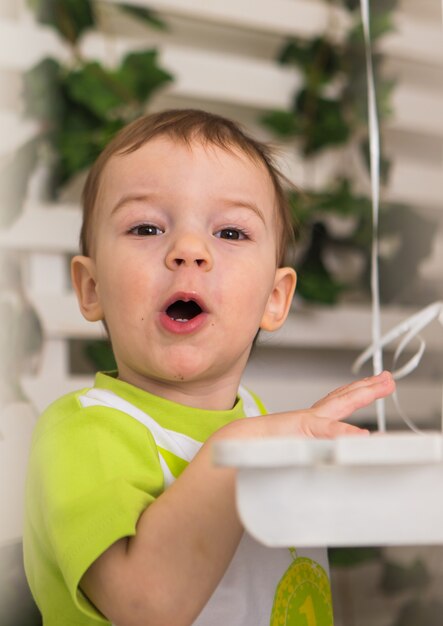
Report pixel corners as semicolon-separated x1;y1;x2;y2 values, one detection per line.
359;0;385;431
353;1;443;433
352;302;443;432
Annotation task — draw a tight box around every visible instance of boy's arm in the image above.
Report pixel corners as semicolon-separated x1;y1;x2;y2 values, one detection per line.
81;372;394;626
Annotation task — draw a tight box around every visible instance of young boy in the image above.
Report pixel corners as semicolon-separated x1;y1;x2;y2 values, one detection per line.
23;109;395;626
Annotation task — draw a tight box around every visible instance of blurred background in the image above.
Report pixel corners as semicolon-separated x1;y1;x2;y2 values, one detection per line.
0;0;442;624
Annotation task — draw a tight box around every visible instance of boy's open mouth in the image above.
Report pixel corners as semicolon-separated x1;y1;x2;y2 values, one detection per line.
166;299;203;323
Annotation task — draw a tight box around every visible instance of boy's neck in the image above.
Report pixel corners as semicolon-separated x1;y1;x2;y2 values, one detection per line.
116;368;242;411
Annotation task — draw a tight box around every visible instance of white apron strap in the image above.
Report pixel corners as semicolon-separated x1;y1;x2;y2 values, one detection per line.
238;385;262;418
78;388;202;487
79;385;262;487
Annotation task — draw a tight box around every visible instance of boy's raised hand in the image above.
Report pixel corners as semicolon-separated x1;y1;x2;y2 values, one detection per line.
259;371;395;439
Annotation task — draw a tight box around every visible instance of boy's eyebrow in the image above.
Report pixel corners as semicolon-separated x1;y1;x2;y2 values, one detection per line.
110;193;157;216
219;198;266;224
110;194;266;224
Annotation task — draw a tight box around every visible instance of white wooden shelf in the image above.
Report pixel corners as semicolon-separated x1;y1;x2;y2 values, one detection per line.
214;432;443;546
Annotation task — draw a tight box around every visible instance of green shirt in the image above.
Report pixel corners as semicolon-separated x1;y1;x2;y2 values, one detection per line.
23;372;265;625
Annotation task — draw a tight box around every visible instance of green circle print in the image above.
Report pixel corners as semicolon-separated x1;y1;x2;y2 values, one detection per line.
270;557;333;626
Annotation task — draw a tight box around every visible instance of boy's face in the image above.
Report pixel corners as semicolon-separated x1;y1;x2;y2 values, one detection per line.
72;137;296;401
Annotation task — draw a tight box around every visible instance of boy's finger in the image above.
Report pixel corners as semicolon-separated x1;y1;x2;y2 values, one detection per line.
312;371;391;407
299;415;370;438
313;373;395;421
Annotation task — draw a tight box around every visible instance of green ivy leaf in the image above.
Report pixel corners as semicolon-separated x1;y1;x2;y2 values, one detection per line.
64;62;131;119
318;179;372;217
116;50;173;103
288;190;316;225
297;268;343;304
27;0;95;45
350;12;396;44
289;184;371;229
376;78;396;119
296;90;350;154
328;547;382;567
295;222;343;304
279;38;342;89
85;340;117;372
336;0;398;12
120;5;167;30
338;0;360;11
306;39;342;88
54;108;124;182
60;50;172;120
23;58;64;123
260;110;300;138
278;39;309;67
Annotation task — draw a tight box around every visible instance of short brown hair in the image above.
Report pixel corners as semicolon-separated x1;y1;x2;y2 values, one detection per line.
81;109;296;265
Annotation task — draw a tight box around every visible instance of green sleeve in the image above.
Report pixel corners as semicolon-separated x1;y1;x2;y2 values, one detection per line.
28;404;164;620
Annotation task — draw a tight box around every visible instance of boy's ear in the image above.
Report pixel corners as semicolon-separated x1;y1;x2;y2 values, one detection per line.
260;267;297;332
71;255;104;322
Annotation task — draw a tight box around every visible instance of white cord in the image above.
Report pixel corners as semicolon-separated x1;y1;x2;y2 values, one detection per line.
352;301;443;432
360;0;385;430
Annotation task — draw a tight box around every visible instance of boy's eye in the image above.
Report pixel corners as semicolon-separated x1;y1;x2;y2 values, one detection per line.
215;228;247;241
129;224;163;236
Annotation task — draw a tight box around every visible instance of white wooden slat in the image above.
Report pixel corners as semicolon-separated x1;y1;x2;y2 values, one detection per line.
0;205;81;252
37;339;70;379
0;402;36;545
161;47;301;110
0;19;442;140
28;292;104;340
389;160;443;209
0;19;70;71
382;13;443;67
26;252;76;387
391;84;443;137
104;0;351;40
21;374;94;413
104;0;443;67
26;253;67;292
0;112;38;156
275;146;443;210
261;304;443;351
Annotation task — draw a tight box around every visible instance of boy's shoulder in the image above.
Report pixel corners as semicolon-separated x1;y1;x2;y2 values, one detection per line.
32;385;93;443
33;372;124;440
30;372;156;451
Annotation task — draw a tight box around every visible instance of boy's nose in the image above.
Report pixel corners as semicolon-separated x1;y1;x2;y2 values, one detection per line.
165;233;213;271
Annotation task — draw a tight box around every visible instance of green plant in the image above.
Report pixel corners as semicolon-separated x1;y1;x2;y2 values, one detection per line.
22;0;172;202
261;0;436;304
